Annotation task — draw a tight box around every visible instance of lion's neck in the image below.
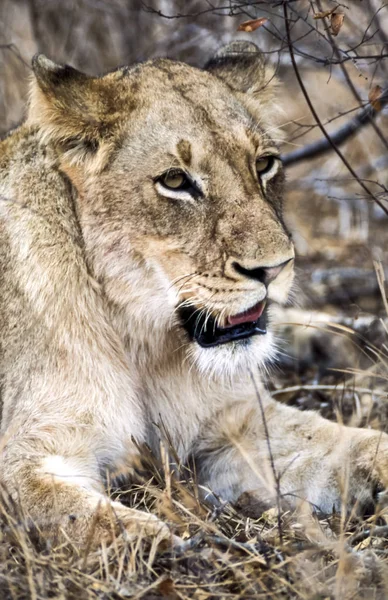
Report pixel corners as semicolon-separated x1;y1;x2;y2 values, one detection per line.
107;304;251;458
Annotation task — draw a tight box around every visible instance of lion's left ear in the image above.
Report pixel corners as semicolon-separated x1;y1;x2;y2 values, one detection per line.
205;41;266;92
28;54;124;172
205;41;277;124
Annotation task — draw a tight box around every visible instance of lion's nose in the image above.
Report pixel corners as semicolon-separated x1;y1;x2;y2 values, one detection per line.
231;258;293;286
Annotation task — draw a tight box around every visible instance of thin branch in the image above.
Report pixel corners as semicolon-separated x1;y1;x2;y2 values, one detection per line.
271;385;388;399
0;43;31;70
249;371;284;548
141;1;297;20
350;524;388;545
315;0;388;152
282;3;388;217
281;86;388;167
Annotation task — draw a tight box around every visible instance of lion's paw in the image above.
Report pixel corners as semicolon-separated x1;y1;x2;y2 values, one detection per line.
63;500;177;550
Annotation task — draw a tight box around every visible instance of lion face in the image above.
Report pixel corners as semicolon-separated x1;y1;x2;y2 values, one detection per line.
28;43;294;376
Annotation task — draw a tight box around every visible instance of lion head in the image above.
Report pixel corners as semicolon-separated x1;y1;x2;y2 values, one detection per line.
28;42;294;377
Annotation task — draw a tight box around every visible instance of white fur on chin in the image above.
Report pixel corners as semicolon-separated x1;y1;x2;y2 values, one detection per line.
186;329;277;381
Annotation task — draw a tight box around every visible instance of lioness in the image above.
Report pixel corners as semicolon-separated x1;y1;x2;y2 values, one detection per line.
0;41;387;546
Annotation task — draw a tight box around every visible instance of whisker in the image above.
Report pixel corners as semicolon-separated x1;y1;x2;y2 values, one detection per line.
168;273;200;293
215;306;228;329
171;300;196;318
167;254;223;293
201;307;213;337
194;307;207;339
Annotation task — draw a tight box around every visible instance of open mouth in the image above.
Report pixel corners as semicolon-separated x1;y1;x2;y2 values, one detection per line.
178;300;267;348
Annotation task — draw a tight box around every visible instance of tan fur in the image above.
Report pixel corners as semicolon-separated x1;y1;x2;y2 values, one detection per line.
1;43;388;546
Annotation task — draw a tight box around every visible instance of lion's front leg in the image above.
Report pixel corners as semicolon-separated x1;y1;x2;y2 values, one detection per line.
193;391;388;516
0;422;172;549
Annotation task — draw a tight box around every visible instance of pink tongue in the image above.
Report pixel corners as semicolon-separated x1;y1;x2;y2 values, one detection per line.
227;301;266;327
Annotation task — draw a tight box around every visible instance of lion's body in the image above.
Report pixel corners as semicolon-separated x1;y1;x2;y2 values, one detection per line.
1;45;388;546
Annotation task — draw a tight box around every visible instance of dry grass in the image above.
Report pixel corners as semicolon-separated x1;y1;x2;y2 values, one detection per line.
2;401;388;600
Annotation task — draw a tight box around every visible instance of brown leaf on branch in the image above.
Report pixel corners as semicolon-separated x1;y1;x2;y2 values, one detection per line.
369;85;383;112
314;8;336;19
237;17;268;32
330;13;345;36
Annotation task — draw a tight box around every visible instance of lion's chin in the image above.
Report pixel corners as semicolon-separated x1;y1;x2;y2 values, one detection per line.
187;329;277;380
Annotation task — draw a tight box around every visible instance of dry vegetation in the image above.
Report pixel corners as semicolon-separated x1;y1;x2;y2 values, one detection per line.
1;1;388;598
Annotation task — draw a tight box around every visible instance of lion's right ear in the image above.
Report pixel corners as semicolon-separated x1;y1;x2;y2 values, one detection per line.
28;54;120;172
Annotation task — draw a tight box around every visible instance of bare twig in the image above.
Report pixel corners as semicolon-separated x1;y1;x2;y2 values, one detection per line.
0;43;31;70
271;385;387;398
282;87;388;167
283;3;388;217
249;371;284;548
315;0;388;152
350;524;388;545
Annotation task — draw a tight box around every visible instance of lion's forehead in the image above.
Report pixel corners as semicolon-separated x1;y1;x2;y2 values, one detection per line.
121;60;259;139
120;96;266;172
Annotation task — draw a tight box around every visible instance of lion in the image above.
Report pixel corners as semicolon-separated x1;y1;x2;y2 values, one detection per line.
0;41;387;547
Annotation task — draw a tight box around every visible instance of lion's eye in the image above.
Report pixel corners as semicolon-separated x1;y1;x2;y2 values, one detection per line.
159;170;190;190
155;168;201;200
256;156;275;177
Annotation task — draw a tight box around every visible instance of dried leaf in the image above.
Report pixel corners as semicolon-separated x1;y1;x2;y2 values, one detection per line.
237;17;268;32
330;12;345;36
158;578;179;599
369;85;383;112
354;536;372;551
193;590;211;600
314;8;336;19
262;507;280;527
